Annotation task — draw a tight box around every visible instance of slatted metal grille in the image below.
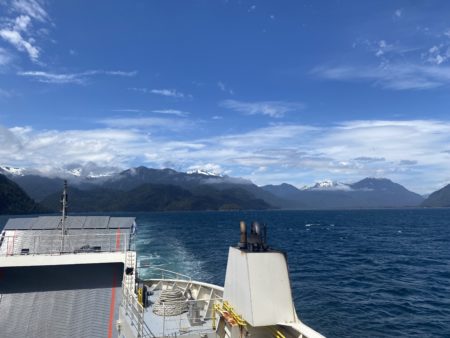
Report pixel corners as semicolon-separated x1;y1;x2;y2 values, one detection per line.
0;263;123;338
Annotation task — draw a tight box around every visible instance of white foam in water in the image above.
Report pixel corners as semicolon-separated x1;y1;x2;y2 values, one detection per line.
305;223;320;227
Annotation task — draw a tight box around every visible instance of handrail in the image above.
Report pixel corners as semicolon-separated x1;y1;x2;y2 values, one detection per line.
121;277;226;338
138;266;192;281
0;233;130;257
121;281;155;338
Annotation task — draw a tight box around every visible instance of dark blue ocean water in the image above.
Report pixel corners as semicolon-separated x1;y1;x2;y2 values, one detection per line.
1;209;449;337
132;209;450;338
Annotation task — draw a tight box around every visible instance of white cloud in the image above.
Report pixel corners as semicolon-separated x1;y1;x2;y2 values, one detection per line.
424;44;450;65
0;28;39;61
0;0;50;62
394;9;402;18
18;70;82;83
217;81;234;95
150;89;187;98
111;108;190;117
2;119;450;193
221;99;304;118
129;87;190;98
11;0;48;22
187;163;226;176
152;109;190;117
14;15;31;32
313;63;450;90
103;70;137;76
18;69;137;84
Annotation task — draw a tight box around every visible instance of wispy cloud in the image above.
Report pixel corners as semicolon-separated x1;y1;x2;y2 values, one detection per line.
152;109;190;117
0;0;50;62
313;63;450;90
98;117;190;130
18;69;137;84
354;156;386;163
129;87;190;98
11;0;49;22
150;89;187;98
0;28;40;61
221;99;304;118
424;44;450;65
217;81;234;95
316;21;450;91
112;108;190;117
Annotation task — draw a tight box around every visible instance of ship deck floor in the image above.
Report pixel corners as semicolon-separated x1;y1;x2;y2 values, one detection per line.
143;289;214;337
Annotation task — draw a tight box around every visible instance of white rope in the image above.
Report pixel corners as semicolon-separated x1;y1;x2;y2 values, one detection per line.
152;289;188;316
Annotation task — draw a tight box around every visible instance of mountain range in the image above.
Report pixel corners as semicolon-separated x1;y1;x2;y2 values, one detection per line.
0;165;448;213
262;178;424;209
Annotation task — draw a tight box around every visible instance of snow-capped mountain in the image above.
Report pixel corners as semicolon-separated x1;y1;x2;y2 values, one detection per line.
62;167;116;179
0;166;26;176
187;169;223;177
57;163;119;179
262;177;424;209
303;179;352;191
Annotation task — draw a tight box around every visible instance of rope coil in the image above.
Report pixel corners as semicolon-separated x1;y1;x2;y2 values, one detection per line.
152;289;188;316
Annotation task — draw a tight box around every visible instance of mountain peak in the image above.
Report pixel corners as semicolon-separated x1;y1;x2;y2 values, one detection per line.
304;180;351;191
351;177;396;191
187;168;223;177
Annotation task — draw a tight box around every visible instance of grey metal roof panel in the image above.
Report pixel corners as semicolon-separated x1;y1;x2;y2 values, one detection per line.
3;215;136;231
83;216;110;229
31;216;61;230
3;217;37;230
108;217;135;229
65;216;87;229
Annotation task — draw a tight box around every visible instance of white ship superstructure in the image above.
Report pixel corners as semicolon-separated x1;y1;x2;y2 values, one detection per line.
0;186;325;337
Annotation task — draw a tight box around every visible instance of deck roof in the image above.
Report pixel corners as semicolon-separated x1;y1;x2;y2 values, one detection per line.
3;216;135;231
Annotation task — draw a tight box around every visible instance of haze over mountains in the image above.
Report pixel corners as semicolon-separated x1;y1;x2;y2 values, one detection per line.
1;164;446;214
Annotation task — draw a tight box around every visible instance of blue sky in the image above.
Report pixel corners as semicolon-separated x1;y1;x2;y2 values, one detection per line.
1;0;450;193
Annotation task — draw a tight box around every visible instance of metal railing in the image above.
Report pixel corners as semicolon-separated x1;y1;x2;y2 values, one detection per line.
140;267;192;282
0;233;130;257
122;280;222;338
148;297;223;337
122;282;156;338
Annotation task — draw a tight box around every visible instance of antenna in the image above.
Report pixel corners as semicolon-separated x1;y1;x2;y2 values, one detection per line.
60;180;68;252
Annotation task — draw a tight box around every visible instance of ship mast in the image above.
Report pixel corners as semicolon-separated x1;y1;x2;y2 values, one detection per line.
60;180;68;252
